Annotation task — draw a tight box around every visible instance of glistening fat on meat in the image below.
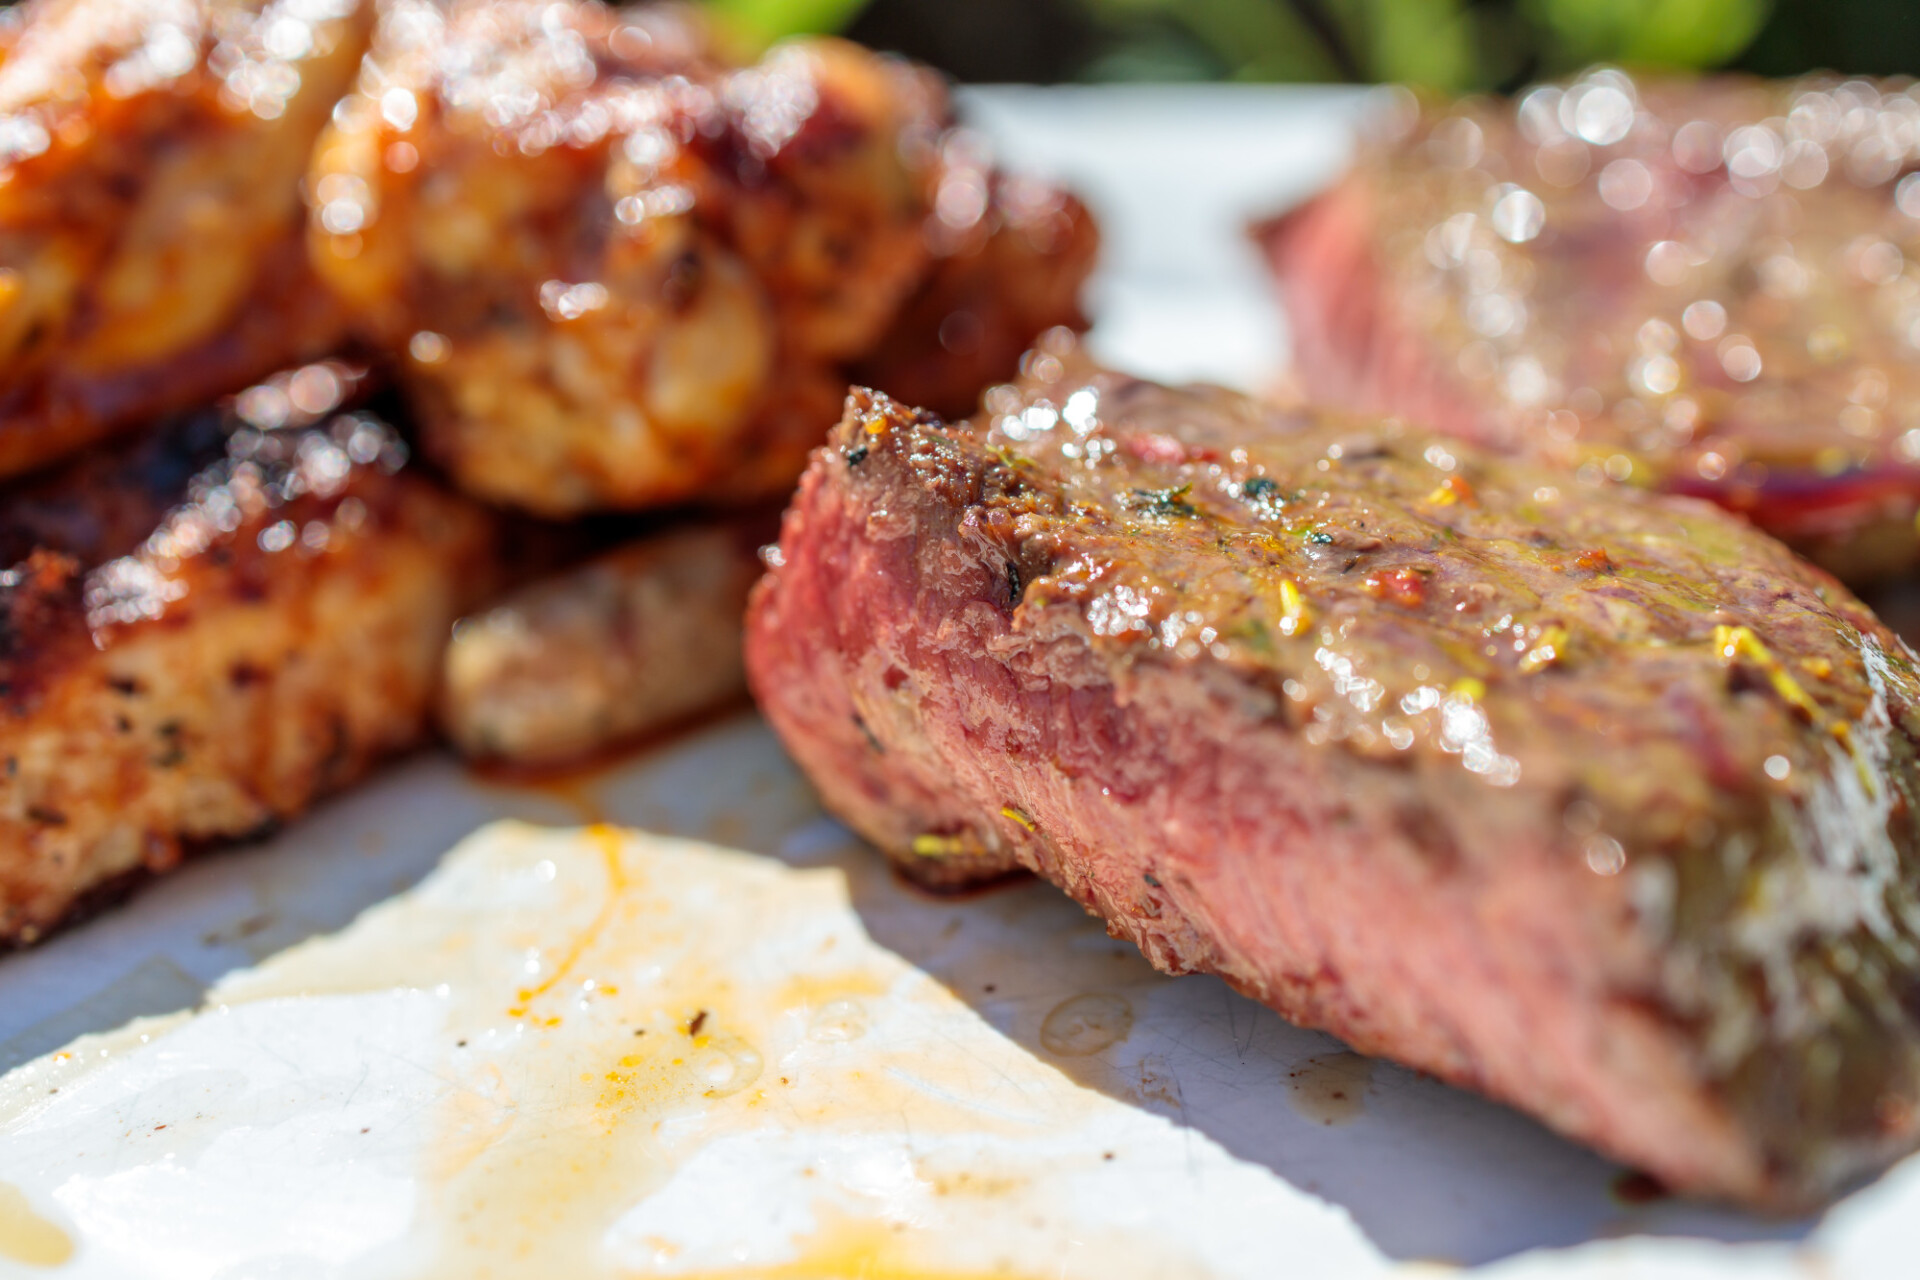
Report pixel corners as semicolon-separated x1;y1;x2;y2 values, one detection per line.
747;337;1920;1211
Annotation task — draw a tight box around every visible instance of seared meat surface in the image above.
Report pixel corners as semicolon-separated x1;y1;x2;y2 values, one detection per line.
1263;71;1920;585
747;341;1920;1209
0;0;371;480
0;362;499;944
311;0;1094;516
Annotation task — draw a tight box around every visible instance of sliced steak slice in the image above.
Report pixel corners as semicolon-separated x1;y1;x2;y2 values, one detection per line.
746;342;1920;1210
0;362;501;945
1260;71;1920;586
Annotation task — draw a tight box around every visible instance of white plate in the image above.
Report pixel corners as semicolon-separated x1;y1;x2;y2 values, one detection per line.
0;87;1909;1276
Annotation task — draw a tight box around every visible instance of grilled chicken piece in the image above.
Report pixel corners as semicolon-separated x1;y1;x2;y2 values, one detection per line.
0;362;500;945
1263;70;1920;585
440;518;765;767
309;0;1093;517
0;0;373;481
851;159;1100;421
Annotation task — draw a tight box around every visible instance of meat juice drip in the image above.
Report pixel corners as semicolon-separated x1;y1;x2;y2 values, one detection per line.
1286;1052;1374;1127
1039;992;1135;1057
1611;1169;1671;1206
459;691;764;830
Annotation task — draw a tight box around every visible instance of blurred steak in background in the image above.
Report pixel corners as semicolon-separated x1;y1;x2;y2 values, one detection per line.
1263;70;1920;585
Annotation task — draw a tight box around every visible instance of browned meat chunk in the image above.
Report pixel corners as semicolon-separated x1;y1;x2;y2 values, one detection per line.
1262;71;1920;585
311;2;1098;521
0;361;500;944
851;166;1099;422
746;340;1920;1210
0;0;372;480
440;518;765;767
310;0;1094;517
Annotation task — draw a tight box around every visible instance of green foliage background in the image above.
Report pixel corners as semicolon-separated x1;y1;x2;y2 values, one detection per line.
701;0;1920;91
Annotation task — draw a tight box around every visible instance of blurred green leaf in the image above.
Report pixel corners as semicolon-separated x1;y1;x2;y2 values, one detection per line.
1080;0;1490;88
1363;0;1477;89
702;0;874;46
1079;29;1232;82
1084;0;1344;82
723;0;1786;86
1525;0;1772;70
1080;0;1772;86
1090;0;1344;80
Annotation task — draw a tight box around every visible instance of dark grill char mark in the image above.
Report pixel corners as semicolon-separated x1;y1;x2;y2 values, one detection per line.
747;341;1920;1210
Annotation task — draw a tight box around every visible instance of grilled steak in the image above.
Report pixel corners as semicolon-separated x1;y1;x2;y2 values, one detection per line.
0;362;500;944
746;342;1920;1209
1261;70;1920;585
0;0;370;480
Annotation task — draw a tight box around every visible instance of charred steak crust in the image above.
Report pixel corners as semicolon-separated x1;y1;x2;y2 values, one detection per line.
0;363;500;945
1261;71;1920;585
748;348;1920;1209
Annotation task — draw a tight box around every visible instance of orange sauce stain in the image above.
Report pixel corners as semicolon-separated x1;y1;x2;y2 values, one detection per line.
508;824;630;1019
772;969;890;1013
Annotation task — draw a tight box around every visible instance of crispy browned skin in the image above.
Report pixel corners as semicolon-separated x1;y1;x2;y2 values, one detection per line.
0;362;500;944
308;0;1094;516
0;0;373;480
